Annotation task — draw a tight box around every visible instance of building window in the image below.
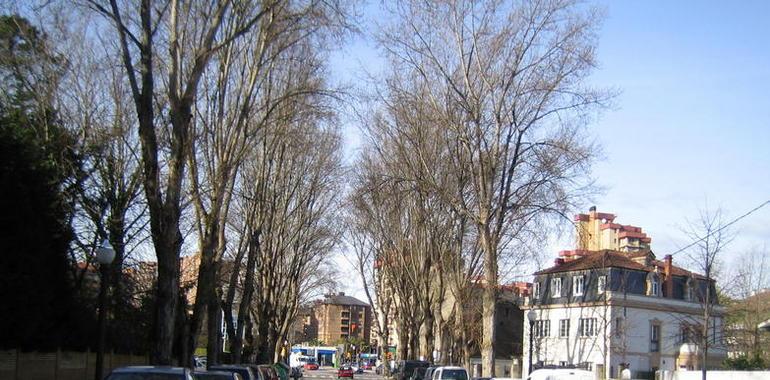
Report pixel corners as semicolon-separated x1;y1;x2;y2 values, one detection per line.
573;276;584;296
680;323;701;344
551;278;562;298
598;275;607;294
615;317;623;337
559;319;570;338
685;278;694;301
578;318;598;337
534;320;551;337
533;282;541;298
650;324;660;352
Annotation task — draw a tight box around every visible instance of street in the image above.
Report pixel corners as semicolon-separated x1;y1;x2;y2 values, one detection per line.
302;368;384;380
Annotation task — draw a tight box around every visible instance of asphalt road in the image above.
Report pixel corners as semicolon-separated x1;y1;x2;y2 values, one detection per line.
301;367;384;380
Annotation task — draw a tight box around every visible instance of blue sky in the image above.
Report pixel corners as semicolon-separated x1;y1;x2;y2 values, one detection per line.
332;0;770;291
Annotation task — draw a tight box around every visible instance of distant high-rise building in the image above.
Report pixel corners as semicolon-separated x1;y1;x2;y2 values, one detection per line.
575;206;651;252
314;292;372;345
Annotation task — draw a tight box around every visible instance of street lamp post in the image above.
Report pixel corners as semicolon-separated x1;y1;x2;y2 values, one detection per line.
95;239;115;380
527;309;537;377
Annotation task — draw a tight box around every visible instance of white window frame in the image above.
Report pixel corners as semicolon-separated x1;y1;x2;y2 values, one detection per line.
598;275;607;294
573;275;584;296
534;320;551;337
559;319;570;338
650;324;660;352
551;278;562;298
579;318;598;337
533;282;541;298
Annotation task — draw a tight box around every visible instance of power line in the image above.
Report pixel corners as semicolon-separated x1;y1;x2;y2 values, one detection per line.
670;199;770;257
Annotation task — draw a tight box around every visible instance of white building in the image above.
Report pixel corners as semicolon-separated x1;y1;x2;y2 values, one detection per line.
522;249;727;379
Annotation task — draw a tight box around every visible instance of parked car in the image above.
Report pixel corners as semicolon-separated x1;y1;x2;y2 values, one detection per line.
429;366;469;380
273;363;290;380
423;367;438;380
363;362;373;371
338;367;355;379
255;365;280;380
395;360;431;380
303;363;319;370
194;357;208;369
193;371;244;380
409;367;427;380
208;365;259;380
527;369;593;380
106;366;194;380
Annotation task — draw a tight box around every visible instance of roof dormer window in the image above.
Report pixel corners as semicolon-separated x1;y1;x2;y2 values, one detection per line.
647;272;660;297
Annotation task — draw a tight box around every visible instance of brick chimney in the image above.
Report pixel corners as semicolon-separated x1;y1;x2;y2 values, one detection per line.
554;258;565;266
664;255;673;297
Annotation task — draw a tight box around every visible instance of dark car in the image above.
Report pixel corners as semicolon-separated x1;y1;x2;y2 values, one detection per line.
423;367;438;380
193;371;244;380
256;365;279;380
409;367;427;380
289;366;303;380
273;363;290;380
338;367;354;379
395;361;431;380
107;366;194;380
208;365;258;380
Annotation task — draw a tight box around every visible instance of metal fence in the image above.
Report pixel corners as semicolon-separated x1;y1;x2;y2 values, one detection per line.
0;349;149;380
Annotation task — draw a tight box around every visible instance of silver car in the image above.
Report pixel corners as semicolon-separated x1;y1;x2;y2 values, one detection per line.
107;366;195;380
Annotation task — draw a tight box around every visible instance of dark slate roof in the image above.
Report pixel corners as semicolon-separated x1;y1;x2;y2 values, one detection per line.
535;250;706;279
322;293;370;307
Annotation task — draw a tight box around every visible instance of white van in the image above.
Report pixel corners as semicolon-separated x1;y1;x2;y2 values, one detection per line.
527;368;594;380
431;366;469;380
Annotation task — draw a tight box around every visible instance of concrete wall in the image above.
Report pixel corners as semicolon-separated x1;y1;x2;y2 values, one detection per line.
668;371;770;380
0;349;149;380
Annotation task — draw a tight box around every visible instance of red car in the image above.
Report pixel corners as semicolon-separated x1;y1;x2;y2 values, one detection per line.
304;363;319;370
337;367;354;379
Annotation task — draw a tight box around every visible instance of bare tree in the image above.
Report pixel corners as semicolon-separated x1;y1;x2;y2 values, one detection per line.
681;207;734;380
84;0;285;364
723;247;770;363
374;0;609;374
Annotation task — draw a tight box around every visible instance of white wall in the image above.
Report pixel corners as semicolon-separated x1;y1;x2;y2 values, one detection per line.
523;305;613;379
522;295;729;379
669;371;770;380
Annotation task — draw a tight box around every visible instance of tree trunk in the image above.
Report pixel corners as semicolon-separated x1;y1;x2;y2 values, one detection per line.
480;228;498;377
398;317;409;360
207;294;222;365
422;311;435;362
231;230;260;363
410;323;420;360
154;239;181;365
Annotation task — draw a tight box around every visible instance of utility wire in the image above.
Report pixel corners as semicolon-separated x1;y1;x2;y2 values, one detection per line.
670;199;770;257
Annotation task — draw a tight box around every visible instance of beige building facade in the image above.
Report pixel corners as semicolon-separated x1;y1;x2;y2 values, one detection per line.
314;292;372;345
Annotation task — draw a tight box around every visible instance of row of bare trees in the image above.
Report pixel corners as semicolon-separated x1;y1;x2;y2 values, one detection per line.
349;0;609;376
9;0;352;366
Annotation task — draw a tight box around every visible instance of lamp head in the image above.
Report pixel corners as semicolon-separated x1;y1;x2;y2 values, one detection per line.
96;239;115;265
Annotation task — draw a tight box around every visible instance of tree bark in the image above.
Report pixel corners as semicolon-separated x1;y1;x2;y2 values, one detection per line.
480;228;498;377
